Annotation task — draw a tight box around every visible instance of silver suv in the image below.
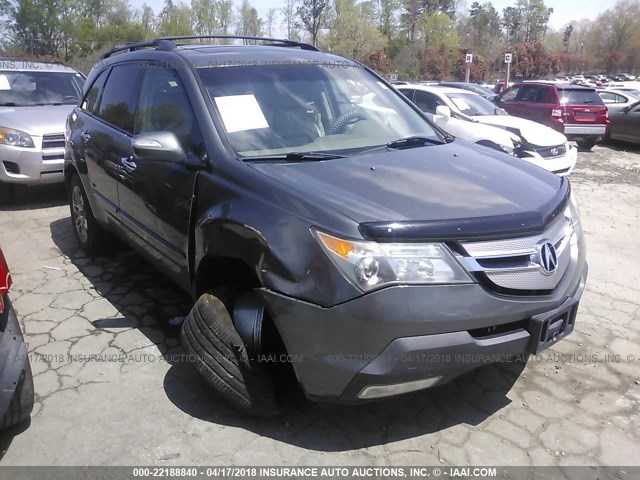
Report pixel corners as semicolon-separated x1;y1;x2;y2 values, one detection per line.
0;58;85;202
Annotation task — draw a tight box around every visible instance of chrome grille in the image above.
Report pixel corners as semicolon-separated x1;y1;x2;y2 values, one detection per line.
535;144;566;159
42;133;65;149
458;216;575;292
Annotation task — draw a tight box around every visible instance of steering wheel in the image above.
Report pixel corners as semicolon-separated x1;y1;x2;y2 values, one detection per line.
327;108;367;135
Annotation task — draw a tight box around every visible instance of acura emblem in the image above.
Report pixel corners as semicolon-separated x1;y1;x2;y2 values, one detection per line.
534;241;558;275
550;147;559;156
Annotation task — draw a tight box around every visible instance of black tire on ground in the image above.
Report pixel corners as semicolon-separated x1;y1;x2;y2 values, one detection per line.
0;183;15;205
68;173;112;254
576;138;598;152
0;361;34;430
180;293;279;416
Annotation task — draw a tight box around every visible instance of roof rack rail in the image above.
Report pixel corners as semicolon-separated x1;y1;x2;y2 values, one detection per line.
101;40;160;59
101;35;319;59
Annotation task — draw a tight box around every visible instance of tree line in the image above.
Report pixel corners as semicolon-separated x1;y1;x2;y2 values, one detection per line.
0;0;639;80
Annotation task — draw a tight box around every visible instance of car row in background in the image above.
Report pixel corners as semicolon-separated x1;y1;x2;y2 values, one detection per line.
597;89;640;112
0;59;85;203
493;82;608;152
398;84;577;176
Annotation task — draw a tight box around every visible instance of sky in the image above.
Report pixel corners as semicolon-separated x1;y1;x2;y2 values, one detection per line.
128;0;612;37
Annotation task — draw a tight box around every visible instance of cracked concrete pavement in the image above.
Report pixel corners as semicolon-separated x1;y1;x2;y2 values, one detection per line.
0;143;639;466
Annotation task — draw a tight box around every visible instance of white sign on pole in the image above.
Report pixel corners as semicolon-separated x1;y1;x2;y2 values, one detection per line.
390;73;398;82
504;53;513;64
465;53;473;64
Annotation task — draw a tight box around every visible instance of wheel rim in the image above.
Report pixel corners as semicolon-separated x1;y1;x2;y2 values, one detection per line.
72;185;88;243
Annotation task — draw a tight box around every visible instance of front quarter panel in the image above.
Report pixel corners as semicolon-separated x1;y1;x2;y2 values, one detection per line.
192;168;362;307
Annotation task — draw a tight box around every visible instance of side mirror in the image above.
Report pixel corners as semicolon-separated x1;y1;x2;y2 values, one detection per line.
622;106;631;113
435;105;451;120
131;132;187;163
495;107;509;116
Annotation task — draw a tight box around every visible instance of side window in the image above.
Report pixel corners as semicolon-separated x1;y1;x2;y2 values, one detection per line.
135;66;203;156
399;89;415;101
97;64;144;134
599;92;615;103
519;86;540;102
413;91;444;114
81;69;108;115
500;86;520;102
615;94;627;103
536;87;556;104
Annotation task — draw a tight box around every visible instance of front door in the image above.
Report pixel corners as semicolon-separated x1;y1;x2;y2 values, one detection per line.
116;64;205;287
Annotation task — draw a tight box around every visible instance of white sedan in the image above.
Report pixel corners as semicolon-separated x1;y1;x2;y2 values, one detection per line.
396;84;578;176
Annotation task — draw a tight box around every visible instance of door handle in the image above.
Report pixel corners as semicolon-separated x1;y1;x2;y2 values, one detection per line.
121;157;137;171
80;130;91;143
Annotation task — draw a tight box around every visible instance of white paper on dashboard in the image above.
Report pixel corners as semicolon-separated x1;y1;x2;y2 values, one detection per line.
214;94;269;133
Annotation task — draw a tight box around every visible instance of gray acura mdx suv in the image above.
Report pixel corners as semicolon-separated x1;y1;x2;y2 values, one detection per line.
65;36;587;415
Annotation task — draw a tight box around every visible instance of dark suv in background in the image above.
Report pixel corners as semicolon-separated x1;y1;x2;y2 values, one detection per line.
65;36;587;415
494;82;609;151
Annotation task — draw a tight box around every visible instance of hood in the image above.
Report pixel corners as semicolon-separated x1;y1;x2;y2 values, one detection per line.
472;115;567;147
248;141;566;238
0;105;75;136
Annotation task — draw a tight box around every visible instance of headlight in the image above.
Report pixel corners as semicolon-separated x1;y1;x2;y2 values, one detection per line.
0;127;34;148
565;190;582;244
314;230;473;292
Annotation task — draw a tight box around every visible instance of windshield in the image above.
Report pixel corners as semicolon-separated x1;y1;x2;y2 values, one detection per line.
442;92;497;116
0;70;85;107
197;64;441;158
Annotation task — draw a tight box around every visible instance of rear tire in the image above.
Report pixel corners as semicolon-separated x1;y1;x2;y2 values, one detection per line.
180;293;279;416
68;173;112;254
576;138;598;152
0;362;34;430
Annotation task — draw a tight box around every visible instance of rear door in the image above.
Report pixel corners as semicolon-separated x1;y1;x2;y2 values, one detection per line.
115;63;205;287
89;63;144;224
72;65;143;224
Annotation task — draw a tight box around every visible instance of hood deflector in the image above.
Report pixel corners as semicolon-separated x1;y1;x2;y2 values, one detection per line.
359;179;570;242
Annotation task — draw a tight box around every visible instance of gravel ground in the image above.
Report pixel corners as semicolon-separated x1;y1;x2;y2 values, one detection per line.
0;143;639;466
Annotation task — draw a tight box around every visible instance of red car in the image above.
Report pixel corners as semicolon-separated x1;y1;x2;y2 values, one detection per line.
0;247;34;430
494;82;609;151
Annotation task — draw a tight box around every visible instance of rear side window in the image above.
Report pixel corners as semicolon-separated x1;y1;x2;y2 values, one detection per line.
97;64;144;133
81;70;108;114
559;89;604;106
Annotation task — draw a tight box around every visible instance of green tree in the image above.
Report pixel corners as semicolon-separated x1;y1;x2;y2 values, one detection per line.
281;0;299;39
236;0;262;39
192;0;218;35
297;0;330;46
328;0;386;61
159;0;193;36
372;0;400;43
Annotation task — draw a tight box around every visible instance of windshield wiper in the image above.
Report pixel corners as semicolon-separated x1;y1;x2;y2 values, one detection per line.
244;152;345;162
0;102;17;106
386;136;447;149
